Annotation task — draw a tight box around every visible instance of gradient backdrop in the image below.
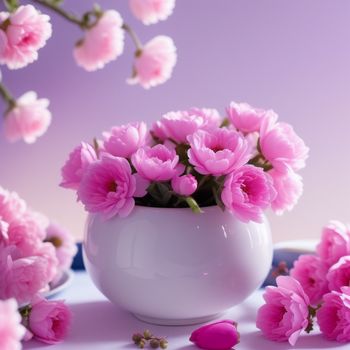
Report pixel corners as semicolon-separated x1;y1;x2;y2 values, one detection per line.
1;0;349;241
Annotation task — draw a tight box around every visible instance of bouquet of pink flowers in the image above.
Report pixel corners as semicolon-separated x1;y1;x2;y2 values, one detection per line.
0;186;77;347
61;101;309;222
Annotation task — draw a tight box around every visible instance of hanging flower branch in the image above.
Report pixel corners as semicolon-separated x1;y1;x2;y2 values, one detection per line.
0;0;177;143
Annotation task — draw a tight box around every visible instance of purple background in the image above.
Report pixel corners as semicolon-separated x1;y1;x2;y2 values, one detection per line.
1;0;349;241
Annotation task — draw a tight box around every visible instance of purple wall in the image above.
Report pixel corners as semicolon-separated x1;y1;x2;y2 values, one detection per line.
1;0;350;241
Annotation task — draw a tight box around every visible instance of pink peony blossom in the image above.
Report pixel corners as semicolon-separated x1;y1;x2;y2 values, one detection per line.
317;287;350;342
226;101;275;134
4;91;51;144
0;299;26;350
45;222;77;274
256;276;310;346
132;144;184;181
0;5;52;69
77;154;146;219
221;165;276;223
128;36;177;89
316;220;350;267
73;10;124;71
189;320;240;350
60;142;97;190
152;108;221;143
327;256;350;292
290;254;329;305
171;174;197;196
28;295;71;344
269;167;303;215
129;0;175;25
187;128;250;176
259;115;309;173
0;219;9;241
103;122;148;158
0;186;26;223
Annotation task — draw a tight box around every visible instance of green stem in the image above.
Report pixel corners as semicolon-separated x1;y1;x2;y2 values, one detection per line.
185;196;202;213
0;82;16;112
122;23;143;53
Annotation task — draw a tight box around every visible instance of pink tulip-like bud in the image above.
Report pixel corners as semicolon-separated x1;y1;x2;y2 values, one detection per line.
189;320;240;350
171;175;197;196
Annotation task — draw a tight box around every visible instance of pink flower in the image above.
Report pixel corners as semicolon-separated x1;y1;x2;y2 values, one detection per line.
290;254;329;305
187;128;250;176
28;295;71;344
4;91;51;144
226;101;275;133
132;144;184;181
0;5;52;69
0;187;26;223
77;154;146;219
103;122;148;158
189;320;240;350
0;299;25;350
256;276;310;346
327;256;350;292
317;287;350;342
171;175;197;196
73;10;124;71
152;108;221;143
269;167;303;215
45;222;77;273
221;165;276;223
128;36;176;89
259;115;309;173
316;221;350;267
129;0;175;25
60;142;97;190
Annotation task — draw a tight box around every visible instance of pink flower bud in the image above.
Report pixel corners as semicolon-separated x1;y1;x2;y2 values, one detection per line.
171;175;197;196
189;320;240;350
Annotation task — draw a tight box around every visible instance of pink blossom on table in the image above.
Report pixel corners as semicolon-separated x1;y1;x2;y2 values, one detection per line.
45;222;77;274
189;320;240;350
221;165;276;223
226;101;276;134
316;220;350;267
187;128;250;176
103;122;148;158
28;295;71;344
317;286;350;342
0;186;27;223
171;174;197;197
152;108;221;143
73;10;124;71
131;144;184;181
269;167;303;215
290;254;329;305
128;35;177;89
129;0;175;25
0;5;52;69
256;276;310;346
78;154;145;219
4;91;51;144
60;142;97;191
259;115;309;173
327;256;350;293
0;299;26;350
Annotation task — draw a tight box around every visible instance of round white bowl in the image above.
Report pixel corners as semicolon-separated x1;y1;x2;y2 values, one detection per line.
83;205;272;325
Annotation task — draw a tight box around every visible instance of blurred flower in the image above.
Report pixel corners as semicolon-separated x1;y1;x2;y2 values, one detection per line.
0;5;52;69
0;186;27;224
171;174;197;196
128;36;176;89
129;0;175;25
73;10;124;71
4;91;51;144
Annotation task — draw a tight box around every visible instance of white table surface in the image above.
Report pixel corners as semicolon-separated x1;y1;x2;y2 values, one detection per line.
23;271;350;350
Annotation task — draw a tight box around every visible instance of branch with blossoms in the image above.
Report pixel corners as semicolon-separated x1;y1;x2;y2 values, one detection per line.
0;0;177;143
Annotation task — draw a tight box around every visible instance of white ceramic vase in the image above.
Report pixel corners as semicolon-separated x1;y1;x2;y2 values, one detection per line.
83;205;272;325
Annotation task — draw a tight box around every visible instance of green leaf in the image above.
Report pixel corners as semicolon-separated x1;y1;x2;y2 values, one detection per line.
147;182;172;206
3;0;19;12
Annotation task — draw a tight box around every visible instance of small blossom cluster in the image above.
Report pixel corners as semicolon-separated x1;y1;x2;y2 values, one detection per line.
0;186;76;347
61;101;308;223
257;220;350;345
